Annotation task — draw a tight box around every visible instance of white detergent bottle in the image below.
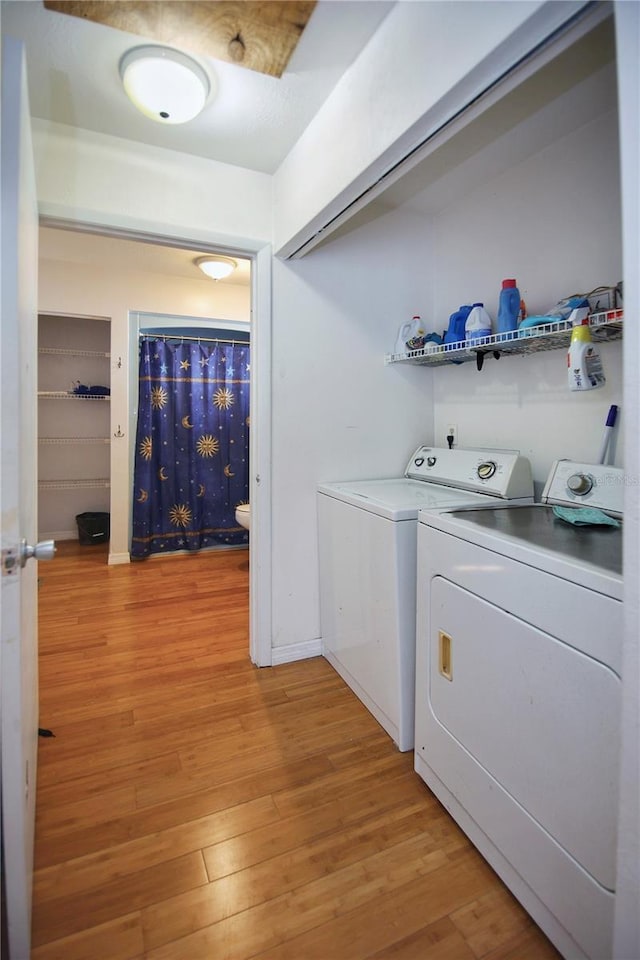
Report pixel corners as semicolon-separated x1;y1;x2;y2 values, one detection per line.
567;318;606;391
394;315;424;354
465;302;492;345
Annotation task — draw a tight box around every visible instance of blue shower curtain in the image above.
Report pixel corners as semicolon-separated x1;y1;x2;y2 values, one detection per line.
131;338;250;558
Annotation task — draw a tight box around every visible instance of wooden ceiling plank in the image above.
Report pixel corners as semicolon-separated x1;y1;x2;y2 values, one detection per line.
43;0;317;78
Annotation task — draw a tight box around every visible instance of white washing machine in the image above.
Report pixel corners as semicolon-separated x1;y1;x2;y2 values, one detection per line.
414;460;624;960
317;446;533;751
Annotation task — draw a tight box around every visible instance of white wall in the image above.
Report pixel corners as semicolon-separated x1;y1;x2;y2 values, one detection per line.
613;2;640;954
271;206;435;651
427;102;623;487
38;251;250;561
33;120;272;247
273;0;589;254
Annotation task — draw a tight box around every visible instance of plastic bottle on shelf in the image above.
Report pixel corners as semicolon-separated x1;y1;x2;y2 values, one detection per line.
394;315;424;354
497;279;521;339
519;298;527;324
465;303;492;345
444;305;472;350
567;319;606;391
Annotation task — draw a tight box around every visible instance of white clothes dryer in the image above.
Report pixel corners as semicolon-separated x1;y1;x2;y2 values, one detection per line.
317;446;533;750
414;460;624;960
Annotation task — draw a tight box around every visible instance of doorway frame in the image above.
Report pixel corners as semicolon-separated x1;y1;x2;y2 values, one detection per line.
39;212;273;668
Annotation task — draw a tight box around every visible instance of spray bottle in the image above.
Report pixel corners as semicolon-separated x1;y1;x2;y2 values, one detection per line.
567;313;606;391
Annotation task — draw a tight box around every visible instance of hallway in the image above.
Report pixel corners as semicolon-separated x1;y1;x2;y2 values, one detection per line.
31;543;559;959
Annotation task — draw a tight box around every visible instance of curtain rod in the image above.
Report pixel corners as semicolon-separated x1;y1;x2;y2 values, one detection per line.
139;332;249;346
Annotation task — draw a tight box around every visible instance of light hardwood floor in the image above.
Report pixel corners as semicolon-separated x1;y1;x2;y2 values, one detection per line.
32;542;561;960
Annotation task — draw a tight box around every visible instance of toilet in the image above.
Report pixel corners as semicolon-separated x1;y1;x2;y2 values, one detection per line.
235;503;250;531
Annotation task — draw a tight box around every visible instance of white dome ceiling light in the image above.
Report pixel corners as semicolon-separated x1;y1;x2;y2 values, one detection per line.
119;45;212;124
195;256;238;281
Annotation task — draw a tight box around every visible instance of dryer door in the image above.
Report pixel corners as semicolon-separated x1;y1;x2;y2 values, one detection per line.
428;576;621;893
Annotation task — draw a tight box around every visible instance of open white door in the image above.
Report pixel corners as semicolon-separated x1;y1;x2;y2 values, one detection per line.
1;36;47;959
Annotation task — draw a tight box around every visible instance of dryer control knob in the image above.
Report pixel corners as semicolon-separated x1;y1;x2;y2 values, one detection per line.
414;457;425;467
477;461;497;480
567;473;593;495
427;456;437;467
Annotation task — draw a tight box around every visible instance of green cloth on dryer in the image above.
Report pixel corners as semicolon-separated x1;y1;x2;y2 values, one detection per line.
552;506;620;527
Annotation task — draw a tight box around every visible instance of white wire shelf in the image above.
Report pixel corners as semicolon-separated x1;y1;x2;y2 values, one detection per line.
38;391;110;400
384;309;623;367
39;347;110;359
39;437;110;445
38;479;110;490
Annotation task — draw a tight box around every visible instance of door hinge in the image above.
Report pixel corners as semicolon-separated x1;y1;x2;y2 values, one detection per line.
2;547;18;577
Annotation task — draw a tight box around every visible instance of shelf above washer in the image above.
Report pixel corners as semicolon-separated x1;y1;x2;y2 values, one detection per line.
384;310;623;367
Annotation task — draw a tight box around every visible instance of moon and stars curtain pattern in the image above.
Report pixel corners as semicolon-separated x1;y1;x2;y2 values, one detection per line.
131;338;250;558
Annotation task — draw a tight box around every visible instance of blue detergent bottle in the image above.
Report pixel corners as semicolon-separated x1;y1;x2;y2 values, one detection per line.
497;278;521;339
444;305;472;349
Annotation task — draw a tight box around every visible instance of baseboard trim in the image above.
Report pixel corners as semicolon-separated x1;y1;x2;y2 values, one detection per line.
108;552;130;566
43;530;76;542
271;638;322;665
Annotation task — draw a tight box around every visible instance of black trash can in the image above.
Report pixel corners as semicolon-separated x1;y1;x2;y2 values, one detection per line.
76;512;110;545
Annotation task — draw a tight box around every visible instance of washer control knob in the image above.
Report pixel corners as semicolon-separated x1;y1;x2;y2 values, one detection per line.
414;457;425;467
567;472;593;495
477;461;497;480
427;456;437;467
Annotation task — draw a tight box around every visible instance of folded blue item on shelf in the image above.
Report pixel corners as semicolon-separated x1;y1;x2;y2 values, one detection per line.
518;296;590;337
73;383;110;397
519;315;559;330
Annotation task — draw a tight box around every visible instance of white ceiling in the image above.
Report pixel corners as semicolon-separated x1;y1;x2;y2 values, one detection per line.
39;226;253;285
1;0;393;174
13;4;614;284
4;0;391;281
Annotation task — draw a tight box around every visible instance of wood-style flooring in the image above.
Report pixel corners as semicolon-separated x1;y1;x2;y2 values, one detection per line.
32;541;561;960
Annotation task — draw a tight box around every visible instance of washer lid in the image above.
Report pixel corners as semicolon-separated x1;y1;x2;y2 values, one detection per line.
317;478;497;520
452;504;622;575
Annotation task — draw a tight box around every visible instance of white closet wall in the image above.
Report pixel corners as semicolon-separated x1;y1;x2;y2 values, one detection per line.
38;314;111;540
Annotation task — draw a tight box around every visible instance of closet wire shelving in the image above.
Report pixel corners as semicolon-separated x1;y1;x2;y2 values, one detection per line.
37;342;111;493
39;480;111;491
38;391;110;400
39;437;110;445
384;309;624;366
39;347;110;358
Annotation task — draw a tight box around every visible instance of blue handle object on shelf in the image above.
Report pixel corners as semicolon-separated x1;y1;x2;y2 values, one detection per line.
598;404;618;464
